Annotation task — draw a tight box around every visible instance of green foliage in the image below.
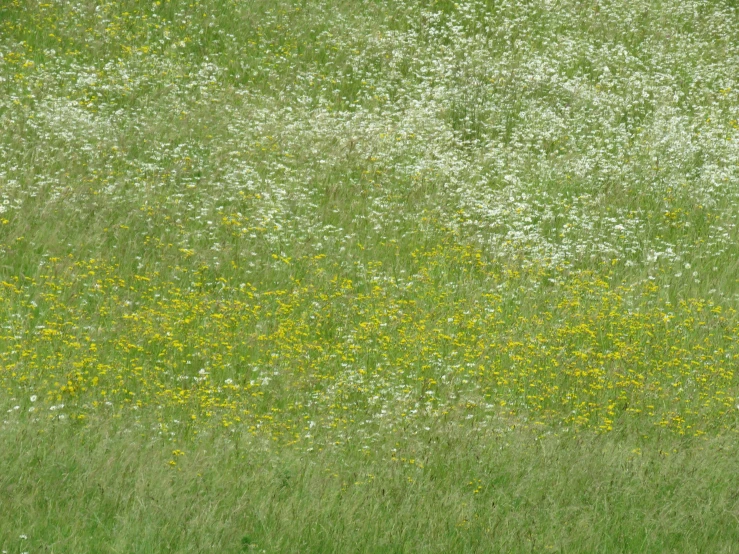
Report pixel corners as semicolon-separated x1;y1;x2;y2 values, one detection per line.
2;419;739;552
2;0;739;550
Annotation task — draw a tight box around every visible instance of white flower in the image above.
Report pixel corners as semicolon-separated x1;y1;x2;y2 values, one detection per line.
30;395;37;402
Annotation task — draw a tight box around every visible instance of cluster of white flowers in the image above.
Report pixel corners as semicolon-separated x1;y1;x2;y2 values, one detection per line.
1;0;735;289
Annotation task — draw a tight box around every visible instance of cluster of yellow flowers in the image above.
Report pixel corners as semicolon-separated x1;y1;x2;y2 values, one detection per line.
2;233;736;444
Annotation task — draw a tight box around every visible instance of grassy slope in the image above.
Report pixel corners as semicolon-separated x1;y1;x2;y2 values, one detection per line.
1;0;739;551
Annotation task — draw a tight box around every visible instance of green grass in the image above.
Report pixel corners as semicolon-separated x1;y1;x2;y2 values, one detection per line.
4;416;739;553
2;0;739;550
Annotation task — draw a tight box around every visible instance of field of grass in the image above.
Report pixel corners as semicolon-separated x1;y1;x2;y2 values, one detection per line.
2;0;739;551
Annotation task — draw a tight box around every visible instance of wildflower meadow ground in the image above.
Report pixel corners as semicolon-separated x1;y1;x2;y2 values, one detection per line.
2;0;739;551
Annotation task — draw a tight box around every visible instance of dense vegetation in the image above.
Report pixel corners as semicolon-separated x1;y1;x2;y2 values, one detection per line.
2;0;739;551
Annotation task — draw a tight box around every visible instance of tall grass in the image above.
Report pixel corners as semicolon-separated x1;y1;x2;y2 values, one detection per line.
1;0;739;550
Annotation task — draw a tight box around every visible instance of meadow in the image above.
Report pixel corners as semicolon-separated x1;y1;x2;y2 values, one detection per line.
1;0;739;551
